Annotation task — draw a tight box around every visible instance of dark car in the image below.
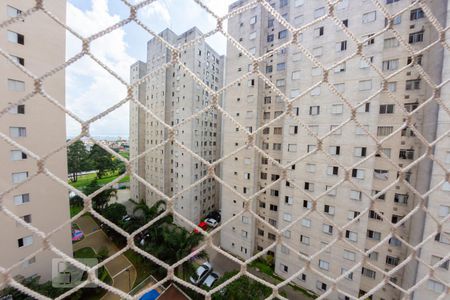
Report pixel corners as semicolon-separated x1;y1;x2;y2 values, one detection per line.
206;210;221;223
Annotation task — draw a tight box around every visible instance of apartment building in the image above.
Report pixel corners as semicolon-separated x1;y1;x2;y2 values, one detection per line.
220;0;449;299
0;1;72;282
130;27;224;225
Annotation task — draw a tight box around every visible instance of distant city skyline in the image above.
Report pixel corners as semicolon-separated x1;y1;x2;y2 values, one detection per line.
65;0;233;138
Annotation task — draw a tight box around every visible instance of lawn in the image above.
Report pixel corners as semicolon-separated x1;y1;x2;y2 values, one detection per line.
73;247;112;300
119;151;129;159
70;205;83;218
69;172;129;190
124;249;166;288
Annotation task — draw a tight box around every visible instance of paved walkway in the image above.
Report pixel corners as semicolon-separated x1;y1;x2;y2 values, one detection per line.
74;215;137;299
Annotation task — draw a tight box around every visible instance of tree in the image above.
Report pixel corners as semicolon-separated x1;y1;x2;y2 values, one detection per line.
83;180;115;212
133;200;166;223
212;272;272;300
67;141;89;182
103;203;127;225
89;144;115;179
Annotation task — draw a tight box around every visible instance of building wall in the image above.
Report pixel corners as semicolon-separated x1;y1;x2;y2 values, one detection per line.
129;27;224;225
413;1;450;298
221;0;448;299
0;0;72;282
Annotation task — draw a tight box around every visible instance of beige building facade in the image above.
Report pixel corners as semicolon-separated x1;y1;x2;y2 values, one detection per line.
130;27;224;225
0;1;72;282
220;0;449;299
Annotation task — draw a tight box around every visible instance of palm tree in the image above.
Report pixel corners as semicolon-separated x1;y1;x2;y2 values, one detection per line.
133;200;166;222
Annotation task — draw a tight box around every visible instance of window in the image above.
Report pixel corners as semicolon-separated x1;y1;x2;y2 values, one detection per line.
8;79;25;91
350;190;362;201
312;47;323;57
382;59;399;71
336;40;347;52
241;230;248;238
367;230;381;240
409;31;424;44
294;0;304;7
7;5;22;17
249;31;256;40
303;200;312;209
316;281;327;291
301;218;311;228
386;0;400;3
319;260;330;270
384;37;399;49
427;280;445;293
14;194;30;205
362;267;376;279
410;8;425;21
304;182;314;192
322;224;333;235
359;80;372;91
362;11;376;23
310;87;321;96
327;166;339;176
377;126;393;136
329;146;340;155
18;235;33;248
438;205;450;217
309;106;320;115
431;256;449;270
294;15;304;26
250;16;257;25
283;213;292;222
267;34;274;42
389;237;402;246
7;30;24;45
10;55;25;66
314;7;326;19
12;172;28;184
278;30;288;39
314;26;324;37
352;169;365;179
11;150;27;160
280;0;288;7
343;250;356;261
288;144;297;152
300;235;310;245
307;144;316;152
273;143;282;151
435;233;450;245
354;147;367;157
331;104;343;114
341;268;353;280
379;104;395;114
283;230;291;239
291;71;301;80
277;62;286;71
21;214;32;224
242;216;250;224
9;104;25;114
406;79;421;90
269;204;278;212
369;210;383;220
346;230;358;242
276;79;285;87
399;149;414;160
324;205;335;215
334;63;346;73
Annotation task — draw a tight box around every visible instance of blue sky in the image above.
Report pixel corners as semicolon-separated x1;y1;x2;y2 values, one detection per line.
66;0;233;138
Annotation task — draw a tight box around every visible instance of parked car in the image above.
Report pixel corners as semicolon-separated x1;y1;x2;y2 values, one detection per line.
190;262;212;285
194;221;208;233
203;272;219;288
206;210;221;223
205;218;219;228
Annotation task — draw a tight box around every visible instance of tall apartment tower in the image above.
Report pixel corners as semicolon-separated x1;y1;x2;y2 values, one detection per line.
130;27;224;225
0;1;72;282
220;0;449;299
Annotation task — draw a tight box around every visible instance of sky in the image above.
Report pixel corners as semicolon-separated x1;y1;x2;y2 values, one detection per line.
66;0;234;138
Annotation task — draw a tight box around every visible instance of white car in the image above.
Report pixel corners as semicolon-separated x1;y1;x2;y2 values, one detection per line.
190;262;212;285
203;272;219;288
205;218;219;228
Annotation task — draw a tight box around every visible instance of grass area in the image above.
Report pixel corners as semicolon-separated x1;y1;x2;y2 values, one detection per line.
70;205;83;218
124;250;153;288
73;247;112;300
69;172;129;190
119;151;129;159
249;259;315;299
74;247;96;259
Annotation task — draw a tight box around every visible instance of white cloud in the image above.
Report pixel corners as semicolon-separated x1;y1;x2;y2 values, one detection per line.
66;0;135;138
136;0;172;26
